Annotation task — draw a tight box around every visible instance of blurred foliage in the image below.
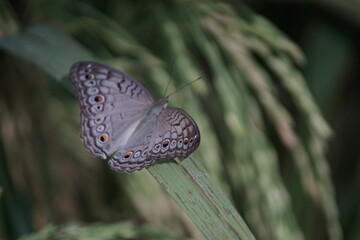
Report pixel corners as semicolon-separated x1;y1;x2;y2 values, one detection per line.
0;0;359;239
19;222;187;240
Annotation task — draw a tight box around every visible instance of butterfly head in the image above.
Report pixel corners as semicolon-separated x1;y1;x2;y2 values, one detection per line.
159;96;169;108
148;97;169;118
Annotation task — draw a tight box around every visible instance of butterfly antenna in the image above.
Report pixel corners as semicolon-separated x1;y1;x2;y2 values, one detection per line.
168;76;202;97
163;61;175;97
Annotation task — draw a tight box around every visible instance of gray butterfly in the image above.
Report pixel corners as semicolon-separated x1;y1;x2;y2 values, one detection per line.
70;61;200;173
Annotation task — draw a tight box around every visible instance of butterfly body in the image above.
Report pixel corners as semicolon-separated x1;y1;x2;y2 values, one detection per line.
70;61;200;173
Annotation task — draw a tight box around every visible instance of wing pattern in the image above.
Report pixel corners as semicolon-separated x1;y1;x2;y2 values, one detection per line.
108;108;200;173
70;61;153;158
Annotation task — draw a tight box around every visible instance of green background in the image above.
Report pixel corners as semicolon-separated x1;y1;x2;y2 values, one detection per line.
0;1;359;239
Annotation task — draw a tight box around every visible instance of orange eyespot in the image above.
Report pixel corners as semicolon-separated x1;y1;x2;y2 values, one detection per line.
162;140;169;148
94;96;103;102
85;73;94;79
99;134;108;142
124;152;132;158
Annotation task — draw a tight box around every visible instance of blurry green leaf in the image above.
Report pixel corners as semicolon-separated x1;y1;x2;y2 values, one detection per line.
19;222;188;240
0;138;32;239
0;24;94;91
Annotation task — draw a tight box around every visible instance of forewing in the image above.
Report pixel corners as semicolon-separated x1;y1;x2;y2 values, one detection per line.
70;61;153;158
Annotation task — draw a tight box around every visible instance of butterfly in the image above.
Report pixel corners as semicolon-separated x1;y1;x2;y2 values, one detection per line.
70;61;200;173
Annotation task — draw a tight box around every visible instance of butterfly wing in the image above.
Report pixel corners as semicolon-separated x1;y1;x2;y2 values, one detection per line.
70;61;153;159
108;107;200;173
